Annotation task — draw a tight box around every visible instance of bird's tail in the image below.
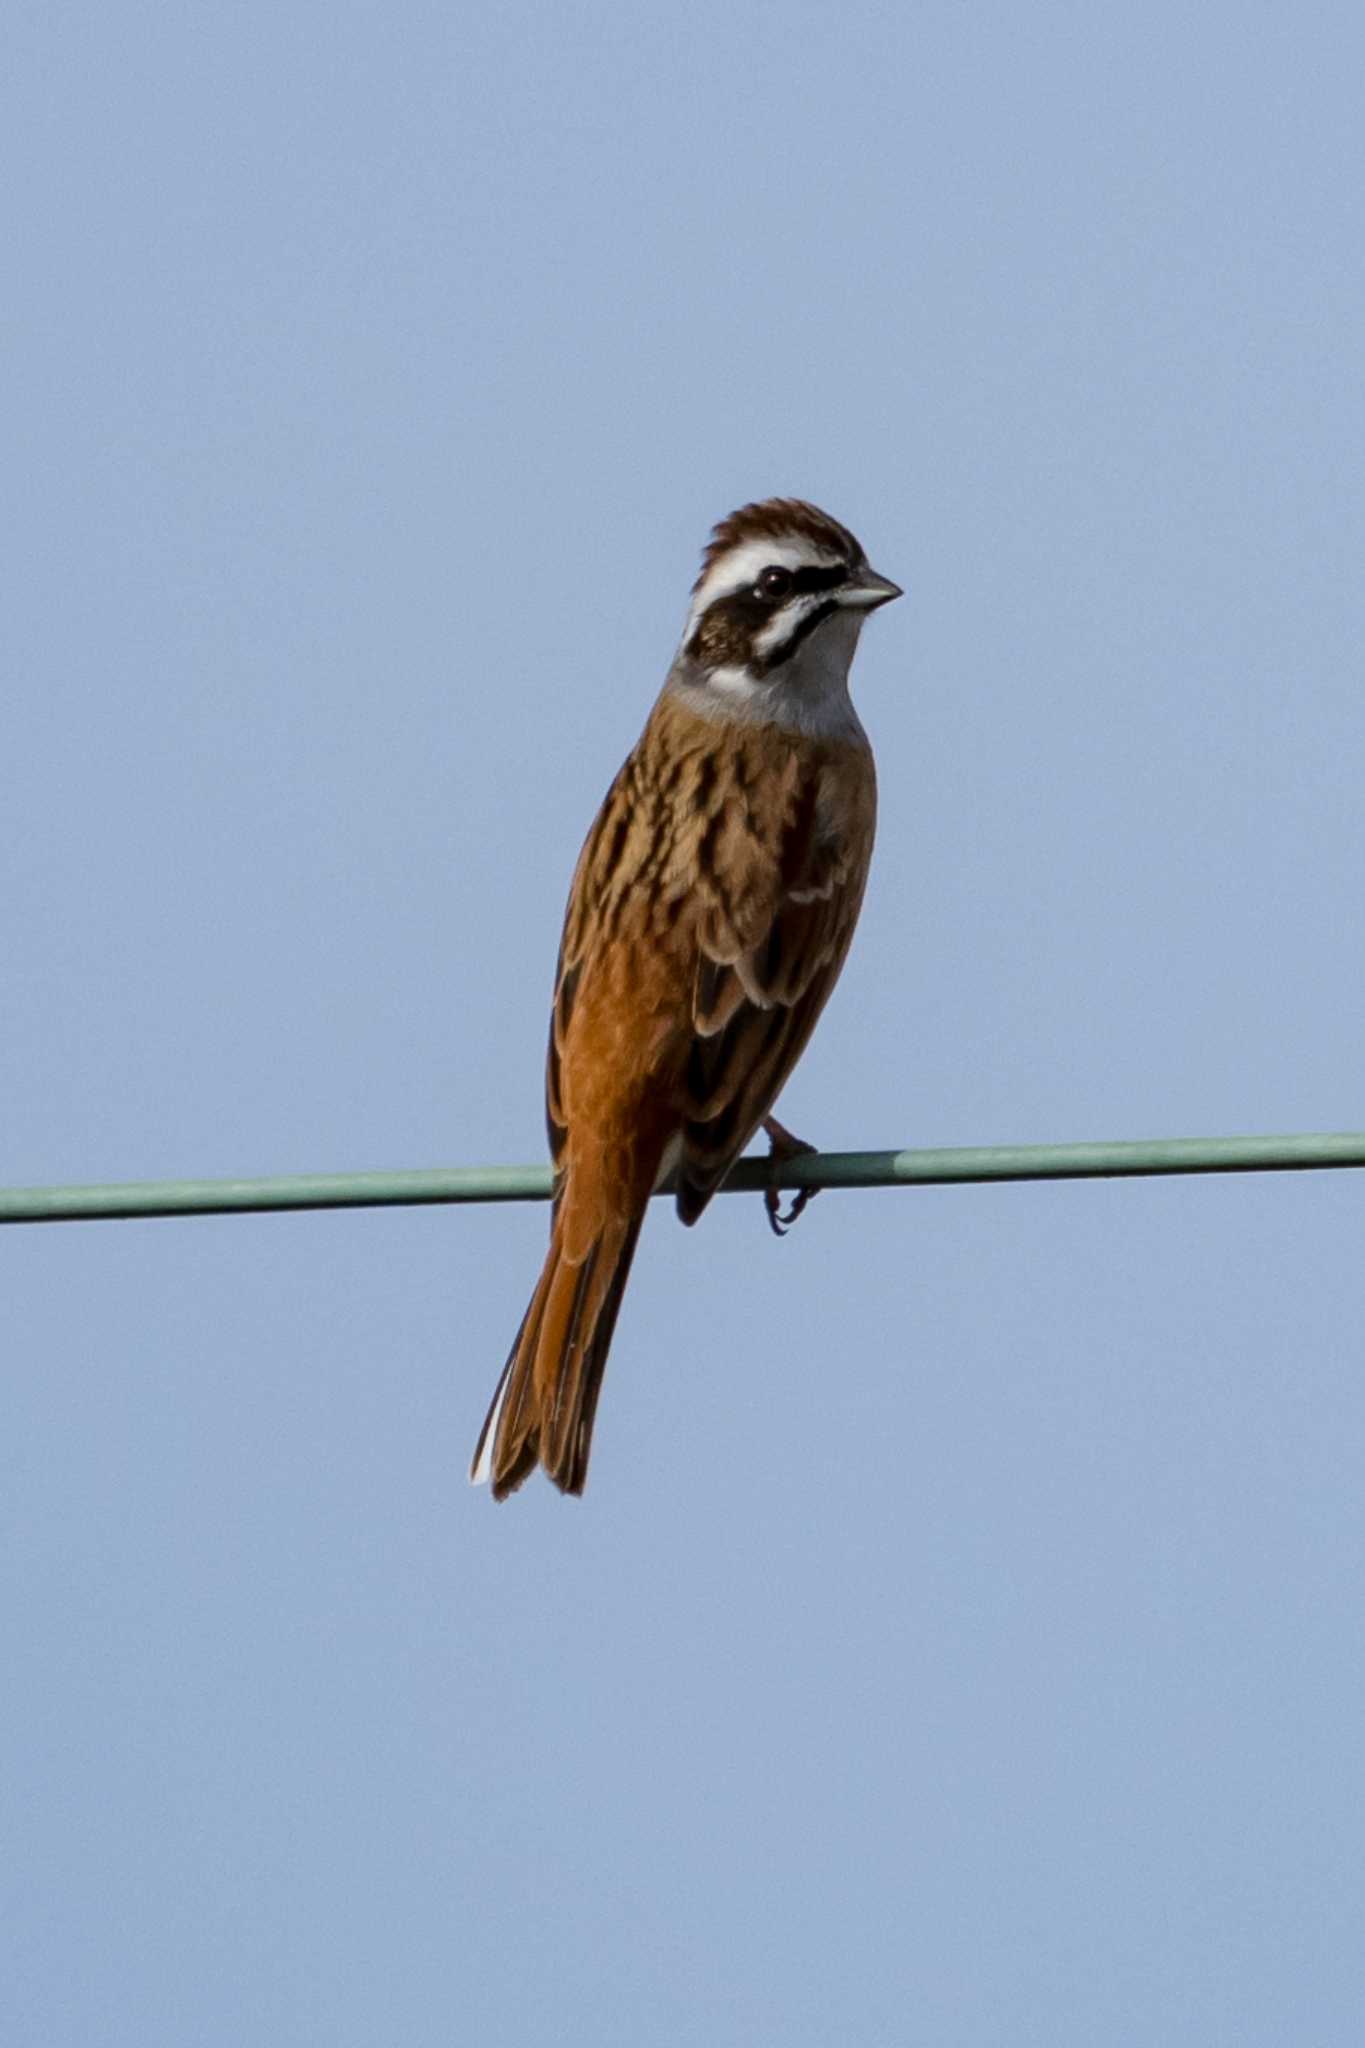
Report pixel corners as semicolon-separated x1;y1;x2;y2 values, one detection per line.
469;1208;644;1499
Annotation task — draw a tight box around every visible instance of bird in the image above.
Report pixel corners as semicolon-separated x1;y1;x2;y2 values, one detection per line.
470;497;901;1499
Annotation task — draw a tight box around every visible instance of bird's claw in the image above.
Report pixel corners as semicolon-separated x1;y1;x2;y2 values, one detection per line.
762;1116;820;1237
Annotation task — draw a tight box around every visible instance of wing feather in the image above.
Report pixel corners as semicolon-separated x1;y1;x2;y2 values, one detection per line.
676;764;872;1226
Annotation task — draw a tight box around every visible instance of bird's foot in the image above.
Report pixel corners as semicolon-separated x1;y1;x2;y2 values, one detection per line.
762;1115;820;1237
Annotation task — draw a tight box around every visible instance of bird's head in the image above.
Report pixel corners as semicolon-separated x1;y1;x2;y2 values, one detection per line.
674;498;901;735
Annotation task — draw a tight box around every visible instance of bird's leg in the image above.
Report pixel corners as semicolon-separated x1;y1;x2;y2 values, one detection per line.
761;1114;820;1237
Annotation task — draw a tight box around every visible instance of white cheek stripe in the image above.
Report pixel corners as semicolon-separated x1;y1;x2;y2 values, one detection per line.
753;593;824;660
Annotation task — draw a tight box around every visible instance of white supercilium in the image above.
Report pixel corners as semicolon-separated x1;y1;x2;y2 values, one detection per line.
682;538;845;642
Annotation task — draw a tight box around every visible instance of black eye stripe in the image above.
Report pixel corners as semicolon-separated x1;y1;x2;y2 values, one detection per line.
683;560;853;667
787;563;848;597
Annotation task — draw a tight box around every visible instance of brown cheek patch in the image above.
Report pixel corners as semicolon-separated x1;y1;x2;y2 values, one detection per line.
690;593;765;670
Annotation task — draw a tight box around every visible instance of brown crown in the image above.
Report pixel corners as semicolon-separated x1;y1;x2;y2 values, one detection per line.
693;498;864;593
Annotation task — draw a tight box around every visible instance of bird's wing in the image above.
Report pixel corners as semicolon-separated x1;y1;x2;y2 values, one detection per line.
544;754;637;1186
676;761;872;1225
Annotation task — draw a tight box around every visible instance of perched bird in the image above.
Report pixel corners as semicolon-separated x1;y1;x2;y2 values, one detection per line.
471;498;901;1498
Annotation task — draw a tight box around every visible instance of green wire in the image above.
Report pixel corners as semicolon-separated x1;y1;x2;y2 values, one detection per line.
3;1132;1364;1224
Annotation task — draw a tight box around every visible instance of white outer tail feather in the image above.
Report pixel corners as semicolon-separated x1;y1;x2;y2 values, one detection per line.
469;1357;514;1486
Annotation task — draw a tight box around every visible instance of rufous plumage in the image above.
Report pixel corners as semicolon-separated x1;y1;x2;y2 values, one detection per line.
472;498;900;1497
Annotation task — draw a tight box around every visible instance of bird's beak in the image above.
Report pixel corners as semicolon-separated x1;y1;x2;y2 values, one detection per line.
840;566;903;611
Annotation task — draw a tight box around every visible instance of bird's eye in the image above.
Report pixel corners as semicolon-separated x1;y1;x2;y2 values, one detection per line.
755;565;793;601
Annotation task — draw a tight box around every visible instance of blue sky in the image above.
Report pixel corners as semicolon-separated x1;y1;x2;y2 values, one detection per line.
5;3;1365;2041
